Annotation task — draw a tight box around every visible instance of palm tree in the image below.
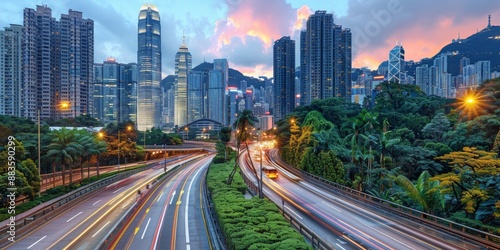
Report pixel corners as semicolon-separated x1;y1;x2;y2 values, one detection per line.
46;128;80;187
377;130;400;169
227;109;258;185
220;127;232;161
394;171;444;214
76;132;93;183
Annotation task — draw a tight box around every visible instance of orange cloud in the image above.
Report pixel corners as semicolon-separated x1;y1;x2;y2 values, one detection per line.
233;63;273;78
294;5;312;31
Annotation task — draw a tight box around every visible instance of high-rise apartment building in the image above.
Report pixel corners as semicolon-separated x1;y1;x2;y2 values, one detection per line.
416;65;430;94
273;36;295;122
337;28;352;102
300;10;352;105
22;5;94;120
137;3;161;130
174;38;192;127
475;61;491;85
388;44;405;83
0;25;23;116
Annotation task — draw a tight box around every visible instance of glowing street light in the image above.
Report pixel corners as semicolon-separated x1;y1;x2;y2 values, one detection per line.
118;125;132;171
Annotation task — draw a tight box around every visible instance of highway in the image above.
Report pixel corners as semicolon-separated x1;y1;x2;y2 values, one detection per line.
241;147;483;250
108;154;215;250
3;154;204;250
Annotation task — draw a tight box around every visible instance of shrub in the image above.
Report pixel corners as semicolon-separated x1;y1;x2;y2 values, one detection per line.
207;160;312;250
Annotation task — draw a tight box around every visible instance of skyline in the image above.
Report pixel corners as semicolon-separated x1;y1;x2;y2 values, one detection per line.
2;0;499;78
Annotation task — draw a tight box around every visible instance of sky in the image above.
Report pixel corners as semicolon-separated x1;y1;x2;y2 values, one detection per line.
2;0;499;78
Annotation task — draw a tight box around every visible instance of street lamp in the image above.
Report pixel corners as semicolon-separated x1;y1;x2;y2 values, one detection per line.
258;143;263;198
37;109;41;197
97;132;104;178
118;125;132;171
163;144;167;172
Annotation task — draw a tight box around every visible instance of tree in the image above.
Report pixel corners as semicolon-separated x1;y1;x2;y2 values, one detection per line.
432;147;500;218
227;110;258;185
46;128;80;187
421;113;450;142
394;171;444;214
220;127;232;161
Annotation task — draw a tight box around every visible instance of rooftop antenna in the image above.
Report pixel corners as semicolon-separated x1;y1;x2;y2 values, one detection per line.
182;30;186;45
488;15;491;28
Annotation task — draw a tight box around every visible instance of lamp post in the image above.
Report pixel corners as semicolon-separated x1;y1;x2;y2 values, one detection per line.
163;144;167;172
97;132;104;178
259;142;263;198
118;130;121;171
37;109;41;197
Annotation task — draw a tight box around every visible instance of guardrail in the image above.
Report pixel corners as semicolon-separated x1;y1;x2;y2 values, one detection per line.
239;152;332;250
98;154;208;249
203;162;226;250
0;163;156;248
267;149;500;249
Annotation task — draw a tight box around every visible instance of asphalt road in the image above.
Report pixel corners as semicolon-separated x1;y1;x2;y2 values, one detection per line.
109;155;215;250
242;147;482;250
3;154;203;250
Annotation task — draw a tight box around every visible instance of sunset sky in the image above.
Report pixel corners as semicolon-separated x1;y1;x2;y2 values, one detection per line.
2;0;499;78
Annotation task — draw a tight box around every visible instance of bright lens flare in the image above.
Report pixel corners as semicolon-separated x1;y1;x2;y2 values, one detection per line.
455;89;489;120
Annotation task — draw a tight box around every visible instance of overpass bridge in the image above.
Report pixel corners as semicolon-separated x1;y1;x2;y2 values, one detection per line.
142;141;215;160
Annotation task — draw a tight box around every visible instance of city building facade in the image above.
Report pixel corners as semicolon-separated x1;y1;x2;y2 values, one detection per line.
137;3;162;130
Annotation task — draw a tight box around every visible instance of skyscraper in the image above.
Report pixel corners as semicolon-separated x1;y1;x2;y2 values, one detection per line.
137;3;161;130
174;37;192;127
273;36;295;122
416;65;430;94
0;24;22;117
187;70;203;123
213;59;229;124
475;61;491;85
208;70;225;124
388;43;405;83
300;10;352;105
22;5;94;120
93;59;137;125
338;28;352;102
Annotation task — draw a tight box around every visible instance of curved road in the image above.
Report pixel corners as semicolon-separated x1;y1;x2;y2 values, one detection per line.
241;147;482;250
3;154;204;250
109;155;215;250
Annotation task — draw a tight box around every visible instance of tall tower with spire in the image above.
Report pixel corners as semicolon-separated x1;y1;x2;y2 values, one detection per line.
137;4;162;130
174;34;192;127
487;15;491;29
388;41;405;83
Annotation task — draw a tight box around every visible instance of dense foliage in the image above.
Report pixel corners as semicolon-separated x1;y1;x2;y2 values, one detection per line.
275;79;500;232
207;158;311;249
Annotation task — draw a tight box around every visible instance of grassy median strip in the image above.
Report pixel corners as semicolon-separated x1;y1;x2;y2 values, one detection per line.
207;160;311;250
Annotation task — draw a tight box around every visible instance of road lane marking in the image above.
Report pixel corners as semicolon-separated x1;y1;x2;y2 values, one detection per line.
112;187;124;194
169;191;176;205
284;205;303;220
141;217;151;239
66;211;82;222
185;167;205;247
92;199;101;206
27;235;46;249
336;243;346;250
322;201;341;212
157;192;163;203
122;200;130;208
92;221;110;238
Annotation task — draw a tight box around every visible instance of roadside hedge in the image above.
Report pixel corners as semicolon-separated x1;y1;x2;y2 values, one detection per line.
207;160;311;250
